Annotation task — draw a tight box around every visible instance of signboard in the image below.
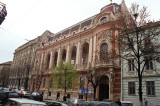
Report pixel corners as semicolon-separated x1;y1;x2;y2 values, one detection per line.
79;89;91;95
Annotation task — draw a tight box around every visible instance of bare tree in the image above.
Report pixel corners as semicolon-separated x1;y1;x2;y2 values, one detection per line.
86;70;101;100
114;3;160;106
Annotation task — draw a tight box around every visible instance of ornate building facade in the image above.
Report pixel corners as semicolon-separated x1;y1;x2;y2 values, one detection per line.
8;30;54;90
30;1;127;101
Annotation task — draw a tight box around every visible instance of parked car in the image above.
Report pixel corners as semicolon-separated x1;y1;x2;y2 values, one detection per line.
121;101;133;106
15;90;24;97
21;90;30;98
0;91;19;105
30;92;43;101
0;88;10;93
6;98;46;106
46;101;69;106
68;99;85;106
79;101;119;106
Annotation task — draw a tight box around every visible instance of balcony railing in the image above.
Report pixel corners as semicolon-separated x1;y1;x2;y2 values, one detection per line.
0;2;7;25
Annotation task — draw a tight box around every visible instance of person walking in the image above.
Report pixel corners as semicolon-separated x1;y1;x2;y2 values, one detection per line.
144;98;148;106
115;98;121;106
56;92;60;100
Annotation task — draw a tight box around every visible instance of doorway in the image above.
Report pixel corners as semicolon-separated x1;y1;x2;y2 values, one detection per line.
99;75;109;101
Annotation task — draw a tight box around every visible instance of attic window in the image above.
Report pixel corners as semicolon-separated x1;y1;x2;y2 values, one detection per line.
100;17;107;22
84;27;87;31
73;32;76;35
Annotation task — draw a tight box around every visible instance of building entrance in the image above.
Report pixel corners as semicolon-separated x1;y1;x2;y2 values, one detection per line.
99;75;109;101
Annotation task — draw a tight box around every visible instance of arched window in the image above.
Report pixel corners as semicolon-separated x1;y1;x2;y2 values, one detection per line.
100;17;107;22
100;43;108;61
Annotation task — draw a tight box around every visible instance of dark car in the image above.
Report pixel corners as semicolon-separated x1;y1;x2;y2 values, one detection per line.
79;101;119;106
30;92;43;101
0;91;19;104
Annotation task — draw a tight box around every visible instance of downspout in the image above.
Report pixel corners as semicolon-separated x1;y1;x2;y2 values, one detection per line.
121;54;123;101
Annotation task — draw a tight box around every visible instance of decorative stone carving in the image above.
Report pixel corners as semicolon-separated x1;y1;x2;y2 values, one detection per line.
98;30;112;41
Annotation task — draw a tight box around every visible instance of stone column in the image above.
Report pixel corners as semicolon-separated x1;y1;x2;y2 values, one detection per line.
49;51;53;69
88;37;92;67
57;48;61;65
43;52;47;70
92;35;96;67
66;45;71;63
40;52;44;70
76;42;81;66
109;68;114;100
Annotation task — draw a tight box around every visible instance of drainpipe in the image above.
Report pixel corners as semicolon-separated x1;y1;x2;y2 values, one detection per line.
121;55;123;101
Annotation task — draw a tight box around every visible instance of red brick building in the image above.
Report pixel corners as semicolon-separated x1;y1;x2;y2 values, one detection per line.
30;1;128;101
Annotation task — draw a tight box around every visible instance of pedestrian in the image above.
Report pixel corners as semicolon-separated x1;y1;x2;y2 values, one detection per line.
144;98;148;106
56;92;60;100
115;98;121;106
63;94;67;101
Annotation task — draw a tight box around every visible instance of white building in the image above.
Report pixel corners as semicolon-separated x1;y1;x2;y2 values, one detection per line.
121;22;160;106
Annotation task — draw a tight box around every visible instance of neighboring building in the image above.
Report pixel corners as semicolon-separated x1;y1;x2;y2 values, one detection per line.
121;22;160;106
0;61;12;87
0;2;7;25
8;30;54;90
30;1;127;101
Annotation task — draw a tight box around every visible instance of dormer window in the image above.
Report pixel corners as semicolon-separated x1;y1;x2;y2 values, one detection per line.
73;32;76;35
100;17;108;22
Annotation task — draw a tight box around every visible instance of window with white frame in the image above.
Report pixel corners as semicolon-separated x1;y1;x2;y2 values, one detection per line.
146;81;155;96
100;43;108;61
145;56;153;70
128;82;135;95
128;59;134;71
128;38;134;49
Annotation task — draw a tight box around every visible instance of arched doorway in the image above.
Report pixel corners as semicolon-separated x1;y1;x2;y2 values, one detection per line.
99;75;109;101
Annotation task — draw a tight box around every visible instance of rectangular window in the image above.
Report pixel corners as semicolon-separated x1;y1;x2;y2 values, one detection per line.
145;57;153;70
144;35;151;47
49;92;51;96
128;59;134;71
128;38;133;49
49;78;53;88
43;79;46;88
71;60;75;65
146;81;155;96
128;82;135;95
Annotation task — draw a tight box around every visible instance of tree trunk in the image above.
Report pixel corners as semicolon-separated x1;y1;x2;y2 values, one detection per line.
93;86;97;100
138;75;143;106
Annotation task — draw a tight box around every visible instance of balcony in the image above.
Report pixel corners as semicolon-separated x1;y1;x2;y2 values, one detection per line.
0;2;7;25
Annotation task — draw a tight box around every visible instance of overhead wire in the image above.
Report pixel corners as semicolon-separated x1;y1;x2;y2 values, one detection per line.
8;0;44;28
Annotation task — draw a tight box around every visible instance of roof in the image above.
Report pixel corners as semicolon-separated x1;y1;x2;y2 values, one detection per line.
0;61;12;65
8;98;46;105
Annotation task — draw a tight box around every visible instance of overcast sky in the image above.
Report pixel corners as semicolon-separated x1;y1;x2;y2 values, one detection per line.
0;0;159;63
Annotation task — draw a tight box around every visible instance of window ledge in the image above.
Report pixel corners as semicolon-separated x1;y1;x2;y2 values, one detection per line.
128;94;136;96
147;95;156;97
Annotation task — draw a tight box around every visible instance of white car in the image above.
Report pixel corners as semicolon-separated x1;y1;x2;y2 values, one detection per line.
121;101;133;106
6;98;46;106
